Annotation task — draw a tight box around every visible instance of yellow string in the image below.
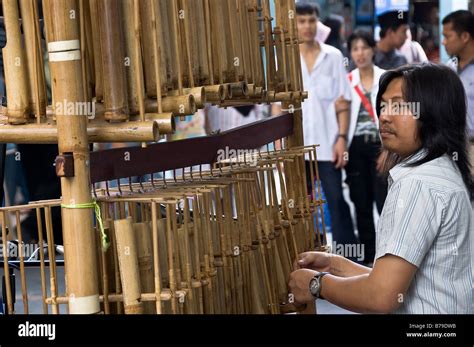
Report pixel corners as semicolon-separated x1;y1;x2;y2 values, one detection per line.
60;201;110;252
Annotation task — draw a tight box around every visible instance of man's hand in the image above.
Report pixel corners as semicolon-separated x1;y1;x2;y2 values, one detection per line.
333;137;348;169
295;251;333;272
287;269;318;305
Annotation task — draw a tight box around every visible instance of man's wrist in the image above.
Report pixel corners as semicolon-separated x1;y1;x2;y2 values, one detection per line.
336;134;348;143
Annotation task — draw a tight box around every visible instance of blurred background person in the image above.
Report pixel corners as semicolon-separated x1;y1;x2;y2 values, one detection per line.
442;9;474;175
375;10;409;69
345;30;387;266
296;1;358;253
399;27;428;63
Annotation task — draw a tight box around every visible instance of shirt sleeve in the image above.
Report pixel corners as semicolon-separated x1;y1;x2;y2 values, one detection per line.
375;178;444;267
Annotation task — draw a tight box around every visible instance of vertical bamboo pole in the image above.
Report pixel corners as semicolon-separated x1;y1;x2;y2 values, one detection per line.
45;0;100;314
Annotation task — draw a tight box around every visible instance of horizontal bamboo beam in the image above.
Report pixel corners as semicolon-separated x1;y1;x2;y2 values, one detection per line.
0;120;159;143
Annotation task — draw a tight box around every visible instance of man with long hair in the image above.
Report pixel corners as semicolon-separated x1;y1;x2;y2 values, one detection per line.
288;64;473;314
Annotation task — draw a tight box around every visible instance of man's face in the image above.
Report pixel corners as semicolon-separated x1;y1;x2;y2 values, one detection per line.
390;24;408;49
442;22;467;56
379;78;422;159
296;13;318;43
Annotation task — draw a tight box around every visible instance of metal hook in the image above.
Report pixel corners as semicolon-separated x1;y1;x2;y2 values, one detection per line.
139;175;145;193
162;171;167;188
105;180;111;197
128;176;134;194
182;167;187;183
190;165;194;181
151;173;156;189
116;179;122;196
173;169;177;183
93;183;98;199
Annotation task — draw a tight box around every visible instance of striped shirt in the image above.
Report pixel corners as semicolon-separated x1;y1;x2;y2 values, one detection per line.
375;150;473;314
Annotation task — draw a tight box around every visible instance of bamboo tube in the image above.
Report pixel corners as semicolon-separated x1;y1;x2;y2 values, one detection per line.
45;0;100;314
114;218;144;314
150;0;164;113
204;85;225;103
35;208;49;314
2;0;31;124
146;95;196;116
138;0;158;99
134;222;156;314
0;121;159;144
165;204;178;314
44;206;59;314
187;0;211;85
19;0;47;119
142;113;176;134
168;87;207;109
1;212;13;313
121;0;140;115
88;0;104;102
15;211;29;313
151;202;163;314
97;0;129;122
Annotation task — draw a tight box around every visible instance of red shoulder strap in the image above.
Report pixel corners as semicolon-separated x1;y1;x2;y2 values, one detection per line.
348;72;375;122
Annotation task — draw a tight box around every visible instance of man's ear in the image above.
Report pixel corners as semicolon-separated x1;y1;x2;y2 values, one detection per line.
460;31;472;44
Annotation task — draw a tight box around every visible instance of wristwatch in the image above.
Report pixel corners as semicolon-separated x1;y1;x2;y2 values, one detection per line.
309;272;330;299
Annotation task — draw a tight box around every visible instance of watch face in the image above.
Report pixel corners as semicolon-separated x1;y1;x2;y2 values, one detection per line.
309;278;320;296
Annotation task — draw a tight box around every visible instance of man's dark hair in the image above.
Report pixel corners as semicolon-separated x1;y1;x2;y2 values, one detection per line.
376;64;473;197
442;10;474;38
296;1;320;17
378;11;408;38
347;30;376;52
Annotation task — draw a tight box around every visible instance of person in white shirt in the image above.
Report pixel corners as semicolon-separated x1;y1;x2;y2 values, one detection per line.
398;28;428;64
289;64;473;314
296;2;357;251
346;30;387;266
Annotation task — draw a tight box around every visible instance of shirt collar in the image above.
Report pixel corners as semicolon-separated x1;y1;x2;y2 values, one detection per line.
458;58;474;74
388;148;428;185
302;42;329;73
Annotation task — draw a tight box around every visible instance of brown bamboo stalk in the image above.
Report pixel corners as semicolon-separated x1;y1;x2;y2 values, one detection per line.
1;212;14;313
19;0;47;121
134;222;156;314
97;0;129;122
35;208;49;314
0;121;159;144
15;211;29;313
114;218;144;314
2;0;31;124
88;0;104;102
45;0;100;314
